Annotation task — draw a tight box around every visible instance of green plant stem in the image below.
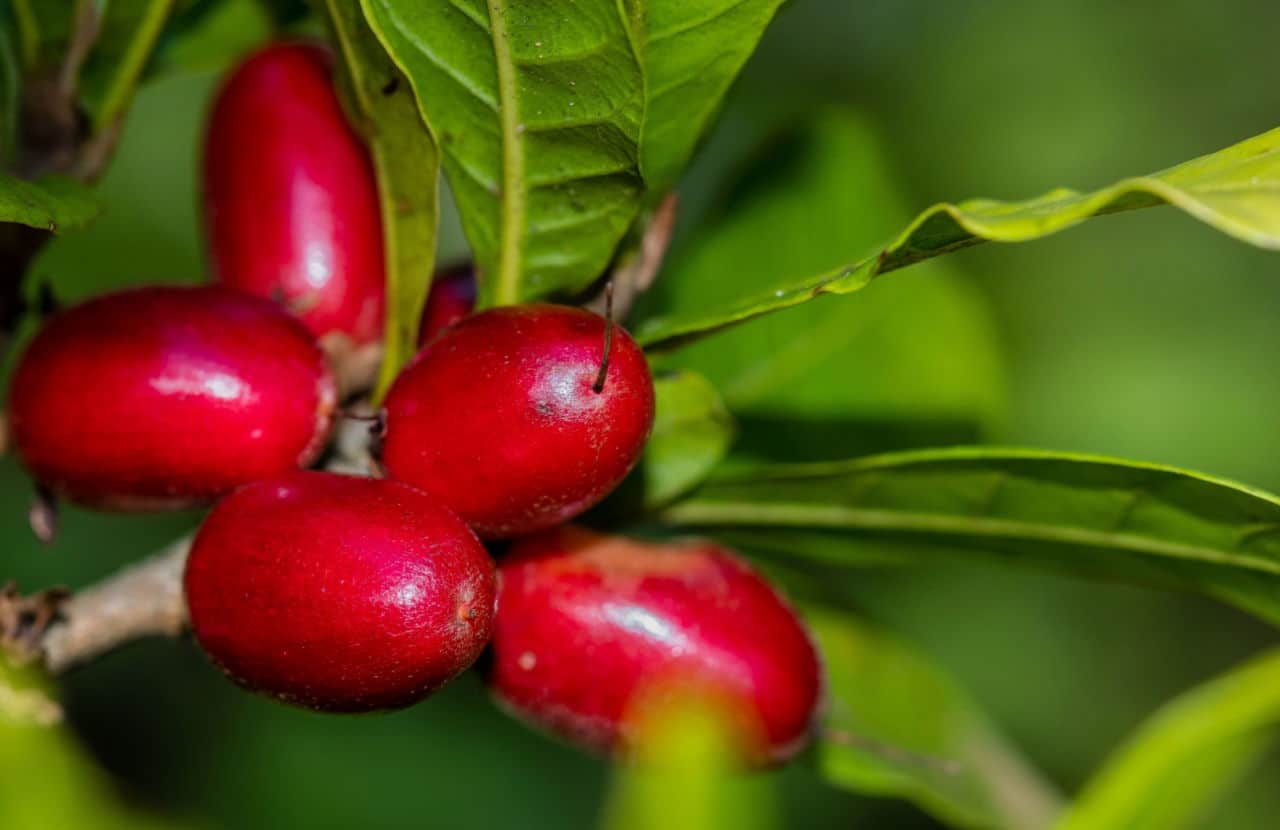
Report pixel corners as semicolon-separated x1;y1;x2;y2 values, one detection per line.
486;0;524;306
11;0;39;69
93;0;176;134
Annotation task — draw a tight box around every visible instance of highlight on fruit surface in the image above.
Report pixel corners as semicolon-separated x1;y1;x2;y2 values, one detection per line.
184;471;495;712
382;305;655;539
418;263;477;345
486;526;823;763
202;41;385;344
8;286;336;510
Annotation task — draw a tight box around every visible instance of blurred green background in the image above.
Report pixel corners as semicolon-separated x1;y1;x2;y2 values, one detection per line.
4;0;1280;827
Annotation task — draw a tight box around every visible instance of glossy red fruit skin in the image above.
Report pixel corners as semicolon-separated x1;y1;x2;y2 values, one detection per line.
203;42;384;343
185;471;496;712
489;527;823;762
418;263;476;345
9;286;336;510
382;305;655;539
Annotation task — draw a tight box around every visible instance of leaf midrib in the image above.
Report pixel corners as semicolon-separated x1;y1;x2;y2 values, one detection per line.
486;0;524;305
661;501;1280;575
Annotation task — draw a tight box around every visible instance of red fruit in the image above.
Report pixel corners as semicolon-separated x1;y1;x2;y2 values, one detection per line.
203;42;384;344
382;305;655;539
184;471;495;712
9;286;336;509
489;527;823;762
418;263;476;345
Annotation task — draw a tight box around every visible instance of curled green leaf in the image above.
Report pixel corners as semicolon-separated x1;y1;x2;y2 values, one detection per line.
635;126;1280;349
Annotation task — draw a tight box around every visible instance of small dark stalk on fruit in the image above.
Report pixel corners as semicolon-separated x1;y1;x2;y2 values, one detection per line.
381;305;654;538
592;280;615;394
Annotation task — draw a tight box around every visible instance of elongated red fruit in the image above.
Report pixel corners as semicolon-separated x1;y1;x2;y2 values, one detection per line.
203;42;384;343
185;471;495;712
418;263;476;345
9;286;335;509
489;527;822;762
382;305;655;539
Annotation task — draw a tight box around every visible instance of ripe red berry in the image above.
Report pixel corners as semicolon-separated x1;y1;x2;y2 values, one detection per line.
185;471;495;712
382;305;655;539
489;527;822;762
9;286;336;509
203;42;384;344
418;263;476;345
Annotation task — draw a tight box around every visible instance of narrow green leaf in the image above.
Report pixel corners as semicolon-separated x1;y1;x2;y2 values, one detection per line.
600;688;778;830
625;0;785;193
640;111;1006;455
8;0;39;69
634;126;1280;350
1055;648;1280;830
807;608;1062;830
360;0;645;306
0;3;22;163
0;171;99;231
78;0;177;132
659;448;1280;625
642;370;735;507
326;0;438;398
13;0;72;73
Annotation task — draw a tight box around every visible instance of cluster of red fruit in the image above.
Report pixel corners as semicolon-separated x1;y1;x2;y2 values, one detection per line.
8;44;820;763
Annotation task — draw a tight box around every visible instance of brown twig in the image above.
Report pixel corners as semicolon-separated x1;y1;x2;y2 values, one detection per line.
2;429;380;674
585;193;678;322
41;536;191;673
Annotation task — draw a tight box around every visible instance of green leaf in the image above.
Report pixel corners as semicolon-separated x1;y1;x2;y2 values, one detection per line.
641;370;735;507
634;125;1280;350
78;0;178;133
659;448;1280;625
0;171;99;231
1055;648;1280;830
599;687;778;830
640;111;1006;456
325;0;438;399
625;0;785;193
360;0;645;306
807;608;1062;830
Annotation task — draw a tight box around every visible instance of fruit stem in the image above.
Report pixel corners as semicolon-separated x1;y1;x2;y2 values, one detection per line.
592;281;614;394
823;727;963;776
